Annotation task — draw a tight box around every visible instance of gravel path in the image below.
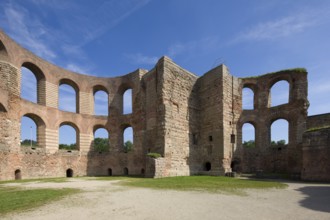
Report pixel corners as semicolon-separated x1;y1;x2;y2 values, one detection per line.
2;178;330;220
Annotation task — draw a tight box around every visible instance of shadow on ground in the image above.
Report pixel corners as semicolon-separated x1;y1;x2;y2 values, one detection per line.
297;186;330;213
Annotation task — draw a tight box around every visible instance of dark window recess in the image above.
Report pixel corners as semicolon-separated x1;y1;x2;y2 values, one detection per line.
193;133;198;145
231;134;235;143
204;162;211;171
209;136;213;142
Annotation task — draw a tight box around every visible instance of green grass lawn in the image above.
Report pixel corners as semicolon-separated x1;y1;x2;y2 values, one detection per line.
0;187;79;215
120;176;287;195
0;177;68;185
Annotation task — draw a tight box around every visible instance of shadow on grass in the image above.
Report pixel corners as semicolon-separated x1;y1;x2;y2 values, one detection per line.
297;186;330;213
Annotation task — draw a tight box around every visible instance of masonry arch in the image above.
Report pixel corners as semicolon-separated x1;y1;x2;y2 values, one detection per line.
66;168;73;177
269;80;290;107
93;125;109;152
0;103;7;112
20;113;46;148
270;118;289;147
117;82;133;114
21;62;46;104
123;88;132;114
15;169;21;180
0;40;9;62
59;78;80;113
241;122;256;148
59;122;80;150
123;167;129;176
122;125;133;153
242;85;255;110
93;85;109;116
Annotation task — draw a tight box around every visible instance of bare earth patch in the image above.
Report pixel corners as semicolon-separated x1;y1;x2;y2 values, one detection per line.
2;178;330;220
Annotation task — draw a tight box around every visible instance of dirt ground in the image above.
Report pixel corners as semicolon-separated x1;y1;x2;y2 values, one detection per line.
2;178;330;220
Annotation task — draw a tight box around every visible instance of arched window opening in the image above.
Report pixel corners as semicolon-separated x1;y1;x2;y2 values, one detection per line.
204;162;211;171
21;67;37;103
66;168;73;177
124;167;129;176
59;124;78;150
242;87;254;110
271;119;289;148
15;169;21;180
270;80;289;107
108;168;112;176
94;90;108;116
59;83;77;113
123;126;133;153
0;40;9;61
20;116;37;148
123;89;132;114
94;127;109;152
21;63;46;105
242;123;255;148
0;103;6;112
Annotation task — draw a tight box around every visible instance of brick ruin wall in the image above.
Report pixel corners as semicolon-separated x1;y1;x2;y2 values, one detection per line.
0;30;329;181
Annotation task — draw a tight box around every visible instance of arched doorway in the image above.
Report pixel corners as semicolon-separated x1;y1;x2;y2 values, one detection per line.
66;168;73;177
15;169;21;180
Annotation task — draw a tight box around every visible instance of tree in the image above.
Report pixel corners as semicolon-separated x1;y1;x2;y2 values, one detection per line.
59;143;76;150
21;139;37;147
243;140;255;148
124;140;133;153
94;137;109;152
271;139;286;147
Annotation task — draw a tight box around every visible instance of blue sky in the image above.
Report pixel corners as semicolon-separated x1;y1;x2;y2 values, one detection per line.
2;0;330;145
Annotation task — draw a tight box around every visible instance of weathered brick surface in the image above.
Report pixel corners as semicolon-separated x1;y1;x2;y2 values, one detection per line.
0;30;329;181
302;128;330;181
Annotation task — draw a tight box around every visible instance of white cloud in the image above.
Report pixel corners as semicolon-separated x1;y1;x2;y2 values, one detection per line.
167;37;219;58
233;8;329;43
66;63;91;75
126;36;220;66
125;53;158;65
2;3;56;60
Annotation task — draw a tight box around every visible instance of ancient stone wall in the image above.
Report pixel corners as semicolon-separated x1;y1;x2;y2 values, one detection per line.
307;113;330;129
236;69;308;174
302;128;330;181
0;29;329;181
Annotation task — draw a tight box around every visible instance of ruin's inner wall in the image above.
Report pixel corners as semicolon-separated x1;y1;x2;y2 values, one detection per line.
0;29;329;181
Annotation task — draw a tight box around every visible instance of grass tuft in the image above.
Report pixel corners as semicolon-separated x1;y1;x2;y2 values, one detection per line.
0;187;79;215
0;177;68;185
121;176;287;195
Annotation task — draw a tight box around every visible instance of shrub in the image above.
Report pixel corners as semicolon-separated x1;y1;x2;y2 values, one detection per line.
146;152;161;158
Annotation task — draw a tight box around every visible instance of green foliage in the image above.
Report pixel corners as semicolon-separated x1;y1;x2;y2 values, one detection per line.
243;140;287;148
59;143;76;150
271;139;286;147
0;177;68;185
94;137;109;152
123;140;133;153
243;140;255;148
122;176;287;195
306;125;330;132
20;139;37;147
0;187;79;214
146;152;162;158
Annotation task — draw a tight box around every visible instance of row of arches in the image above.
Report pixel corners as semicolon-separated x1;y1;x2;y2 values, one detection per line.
21;65;133;115
242;80;289;109
20;115;134;151
241;119;289;148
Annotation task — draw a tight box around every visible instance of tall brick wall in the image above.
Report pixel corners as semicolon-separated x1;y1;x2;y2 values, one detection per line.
307;113;330;130
159;57;198;176
0;29;329;181
302;128;330;181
